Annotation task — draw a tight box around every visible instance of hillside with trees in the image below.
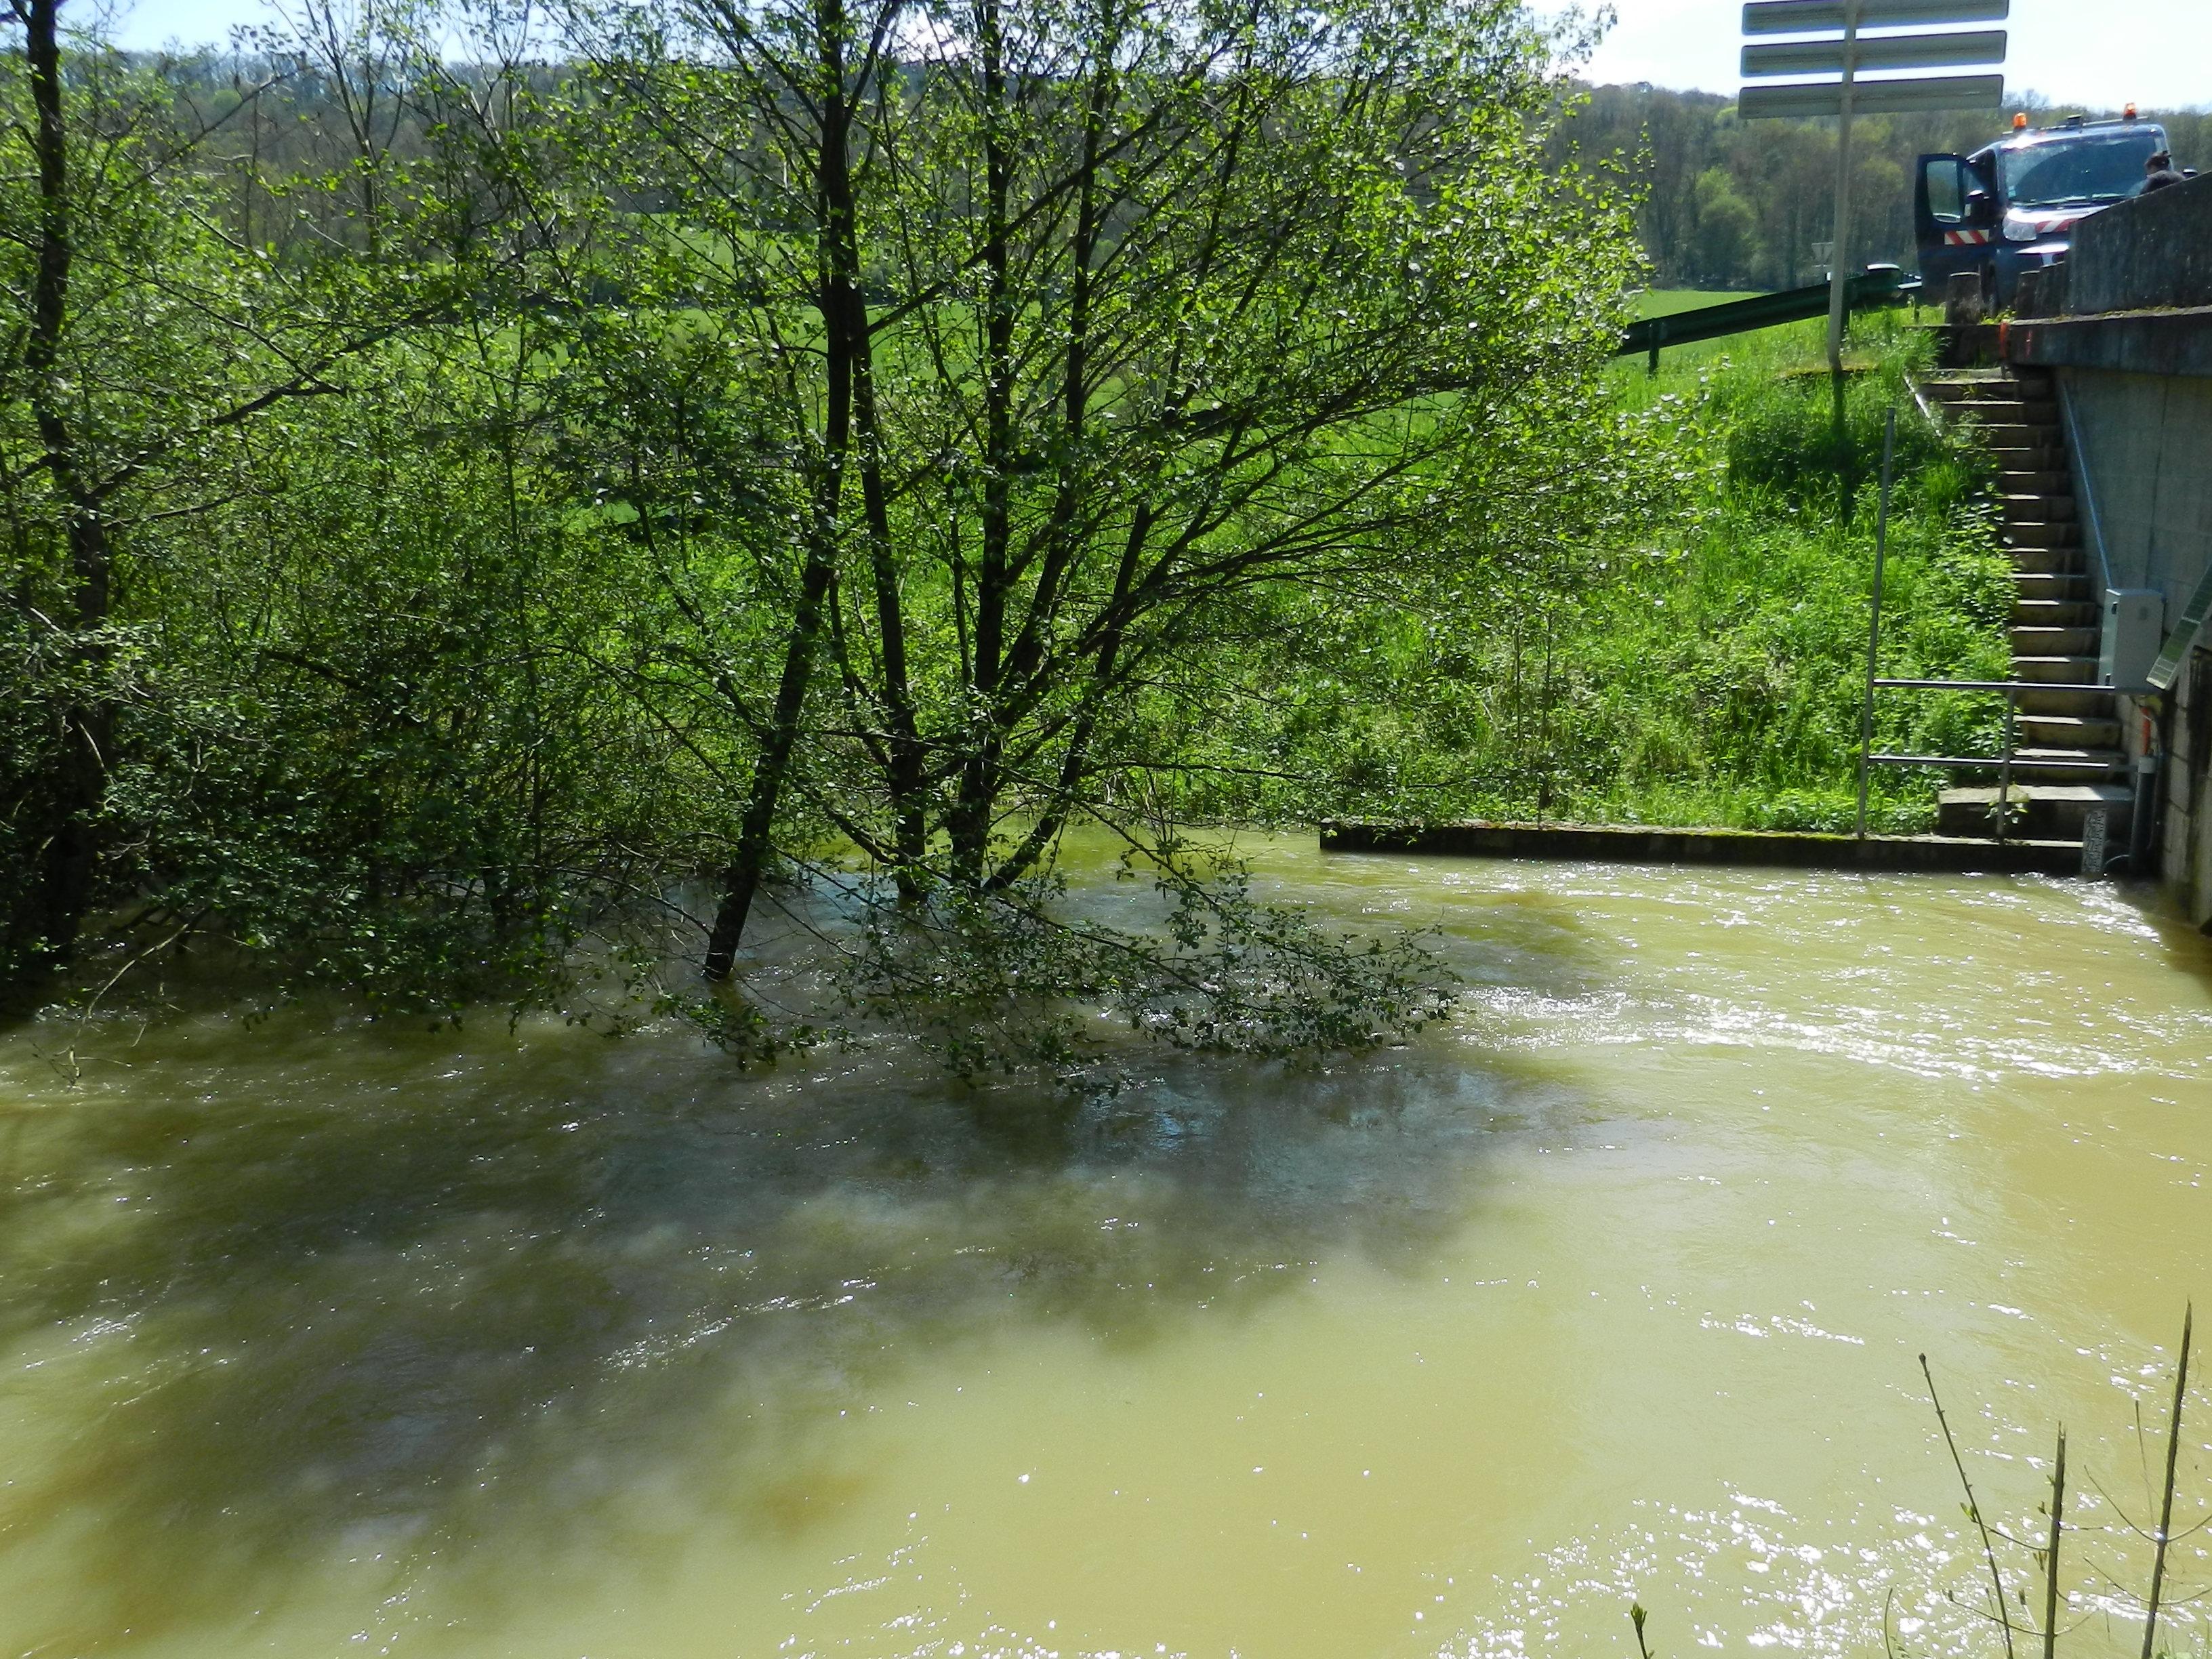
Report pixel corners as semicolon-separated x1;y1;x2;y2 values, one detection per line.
1555;82;2211;290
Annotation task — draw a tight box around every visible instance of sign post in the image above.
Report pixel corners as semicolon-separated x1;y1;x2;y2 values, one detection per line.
1824;0;1860;398
1739;0;2007;499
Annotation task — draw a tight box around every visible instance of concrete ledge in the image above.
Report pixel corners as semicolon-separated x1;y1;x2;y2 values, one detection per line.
2064;173;2212;314
1999;306;2212;377
1318;819;2090;875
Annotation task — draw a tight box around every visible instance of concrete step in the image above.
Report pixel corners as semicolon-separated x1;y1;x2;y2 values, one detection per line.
2015;684;2122;716
1924;375;2053;398
2011;570;2092;602
1998;469;2072;494
2013;654;2101;684
1938;782;2132;841
1942;400;2060;428
1999;493;2077;524
1981;422;2063;447
2011;625;2100;655
2003;527;2082;560
2018;712;2123;747
2011;746;2131;783
2012;598;2100;626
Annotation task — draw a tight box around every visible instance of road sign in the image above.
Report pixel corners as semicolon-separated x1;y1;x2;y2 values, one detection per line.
1741;29;2005;77
1742;0;2006;32
1738;73;2005;119
1736;0;2011;429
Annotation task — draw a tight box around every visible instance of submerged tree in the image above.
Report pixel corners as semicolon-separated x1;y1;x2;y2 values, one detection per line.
0;0;514;988
3;0;1654;1071
568;0;1643;1038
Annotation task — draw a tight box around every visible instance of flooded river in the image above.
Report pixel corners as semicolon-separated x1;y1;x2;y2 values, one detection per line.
4;846;2211;1658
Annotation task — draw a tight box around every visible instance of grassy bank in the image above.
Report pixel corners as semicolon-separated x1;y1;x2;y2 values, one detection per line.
1174;308;2015;834
1634;287;1752;316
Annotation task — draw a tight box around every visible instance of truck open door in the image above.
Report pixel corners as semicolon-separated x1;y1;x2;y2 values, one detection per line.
1916;153;1991;296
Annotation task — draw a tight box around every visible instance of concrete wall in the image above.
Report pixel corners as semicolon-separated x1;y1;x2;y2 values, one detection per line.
2064;172;2212;314
2067;377;2212;925
2149;648;2212;926
2061;369;2212;615
2005;178;2212;923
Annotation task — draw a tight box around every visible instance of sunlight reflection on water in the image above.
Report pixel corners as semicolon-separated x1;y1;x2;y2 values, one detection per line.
1;845;2209;1657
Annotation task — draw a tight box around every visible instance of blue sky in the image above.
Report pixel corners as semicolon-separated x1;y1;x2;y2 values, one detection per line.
98;0;2212;113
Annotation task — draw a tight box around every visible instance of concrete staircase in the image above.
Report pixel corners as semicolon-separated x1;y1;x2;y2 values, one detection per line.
1917;367;2131;847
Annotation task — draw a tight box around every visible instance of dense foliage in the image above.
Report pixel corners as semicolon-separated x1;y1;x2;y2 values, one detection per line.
0;0;2034;1069
0;0;1654;1069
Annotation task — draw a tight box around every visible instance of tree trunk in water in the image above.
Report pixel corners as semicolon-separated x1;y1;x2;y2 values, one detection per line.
701;544;836;981
5;0;112;976
824;67;924;897
701;2;861;981
951;0;1013;886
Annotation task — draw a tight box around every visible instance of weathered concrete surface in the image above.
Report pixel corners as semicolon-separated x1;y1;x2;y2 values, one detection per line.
2063;173;2212;314
1980;183;2212;927
2001;308;2212;378
2146;648;2212;927
2056;367;2212;615
1318;820;2089;876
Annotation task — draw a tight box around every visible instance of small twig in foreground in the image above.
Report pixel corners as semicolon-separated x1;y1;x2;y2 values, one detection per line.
1629;1600;1654;1659
1923;1351;2018;1659
2142;1303;2194;1659
2043;1424;2066;1659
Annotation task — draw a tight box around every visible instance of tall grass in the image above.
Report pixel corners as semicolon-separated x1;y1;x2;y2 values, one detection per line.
1174;308;2016;834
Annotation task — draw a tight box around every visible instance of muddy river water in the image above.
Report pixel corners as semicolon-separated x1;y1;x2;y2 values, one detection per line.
3;845;2211;1658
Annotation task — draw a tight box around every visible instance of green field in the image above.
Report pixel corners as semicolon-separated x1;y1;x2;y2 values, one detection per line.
1633;287;1759;317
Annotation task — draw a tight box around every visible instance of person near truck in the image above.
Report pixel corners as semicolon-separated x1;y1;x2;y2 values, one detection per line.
2144;150;2187;192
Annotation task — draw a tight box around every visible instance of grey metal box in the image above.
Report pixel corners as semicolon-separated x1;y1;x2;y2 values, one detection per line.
2102;589;2163;691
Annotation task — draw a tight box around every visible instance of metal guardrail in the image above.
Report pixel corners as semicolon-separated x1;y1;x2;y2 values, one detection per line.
2150;559;2212;691
1864;676;2125;844
1619;267;1921;370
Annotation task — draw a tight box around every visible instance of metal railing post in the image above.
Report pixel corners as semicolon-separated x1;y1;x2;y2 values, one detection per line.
1856;407;1898;839
2056;377;2114;599
1995;688;2018;842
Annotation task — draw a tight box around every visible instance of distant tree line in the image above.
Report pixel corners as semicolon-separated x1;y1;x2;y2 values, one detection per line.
1552;81;2212;291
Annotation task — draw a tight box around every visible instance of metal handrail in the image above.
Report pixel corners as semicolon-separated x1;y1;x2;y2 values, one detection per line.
1863;678;2119;845
2055;377;2116;599
1853;406;2119;849
1869;753;2121;771
1866;681;2028;842
1872;677;2121;694
1903;372;1943;432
